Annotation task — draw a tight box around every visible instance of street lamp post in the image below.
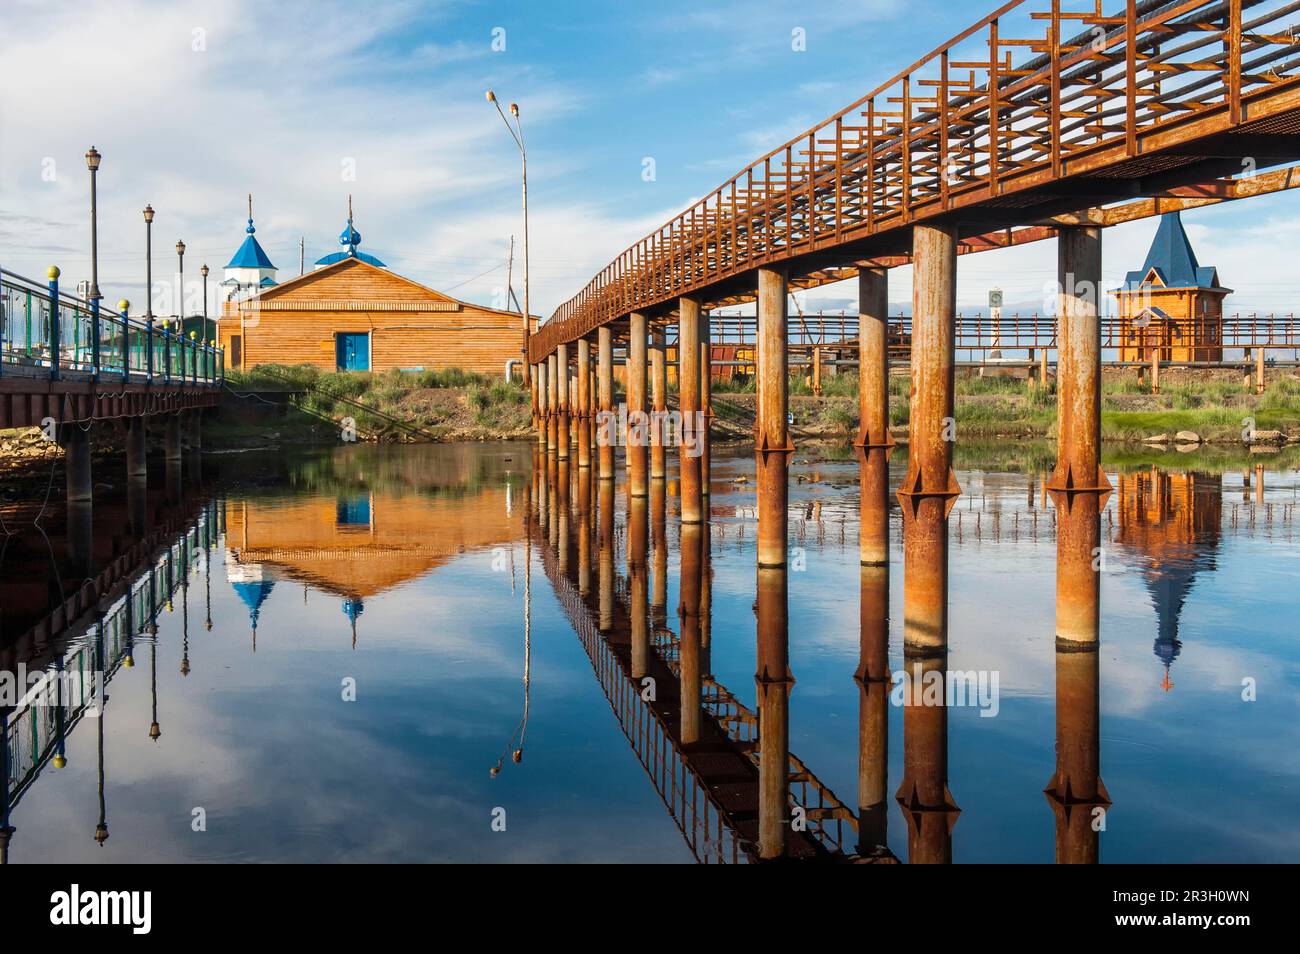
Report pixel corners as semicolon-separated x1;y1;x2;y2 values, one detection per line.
201;264;209;382
144;205;155;381
85;146;102;377
486;90;530;385
174;239;185;382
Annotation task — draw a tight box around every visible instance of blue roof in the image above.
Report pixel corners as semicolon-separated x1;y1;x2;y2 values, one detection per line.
315;250;387;267
232;580;274;629
1123;212;1225;291
225;217;277;270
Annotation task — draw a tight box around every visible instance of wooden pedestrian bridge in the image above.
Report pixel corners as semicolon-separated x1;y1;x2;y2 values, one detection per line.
530;0;1300;362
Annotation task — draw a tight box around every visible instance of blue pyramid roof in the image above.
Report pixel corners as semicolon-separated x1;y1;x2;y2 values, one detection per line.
226;216;277;270
1123;212;1225;290
232;580;274;629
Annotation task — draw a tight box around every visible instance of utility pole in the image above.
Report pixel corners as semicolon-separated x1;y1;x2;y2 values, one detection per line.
300;236;305;276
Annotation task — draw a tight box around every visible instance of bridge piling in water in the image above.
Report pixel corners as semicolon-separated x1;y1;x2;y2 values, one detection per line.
755;564;791;861
756;267;790;568
896;655;959;864
598;328;614;480
547;353;559;452
699;310;711;497
627;313;648;497
534;361;547;444
576;337;591;468
898;223;959;656
556;342;570;461
679;521;703;744
855;266;892;450
678;297;702;521
856;562;890;855
650;329;667;480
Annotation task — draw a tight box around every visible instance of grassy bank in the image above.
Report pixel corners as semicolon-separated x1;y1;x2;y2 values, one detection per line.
713;368;1300;444
215;365;532;447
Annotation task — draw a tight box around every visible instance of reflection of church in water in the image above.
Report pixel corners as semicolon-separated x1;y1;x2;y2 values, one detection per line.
1113;468;1222;691
223;482;520;646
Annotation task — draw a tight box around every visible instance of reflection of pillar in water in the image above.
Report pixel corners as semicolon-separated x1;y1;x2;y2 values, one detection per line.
628;312;649;498
128;475;149;538
699;310;712;497
547;353;559;452
895;655;959;864
1255;463;1264;506
578;460;592;596
547;452;558;549
651;479;668;629
756;565;792;860
856;562;891;856
66;500;94;581
650;329;667;480
577;338;592;468
1053;491;1103;647
1044;645;1109;864
859;446;891;566
700;520;712;679
166;458;182;506
598;477;614;633
557;460;570;574
678;522;703;744
628;494;649;680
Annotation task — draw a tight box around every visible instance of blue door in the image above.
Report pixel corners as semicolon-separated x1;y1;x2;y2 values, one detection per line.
336;332;370;371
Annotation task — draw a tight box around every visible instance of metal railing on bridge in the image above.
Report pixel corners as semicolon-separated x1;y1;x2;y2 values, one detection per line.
1;267;224;385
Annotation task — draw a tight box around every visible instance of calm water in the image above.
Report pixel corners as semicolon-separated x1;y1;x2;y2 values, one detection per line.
2;440;1297;863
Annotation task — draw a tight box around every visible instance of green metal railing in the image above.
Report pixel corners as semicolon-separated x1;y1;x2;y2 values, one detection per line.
0;266;224;385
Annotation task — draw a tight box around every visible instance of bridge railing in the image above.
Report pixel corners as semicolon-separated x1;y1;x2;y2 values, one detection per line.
531;0;1300;362
0;267;224;385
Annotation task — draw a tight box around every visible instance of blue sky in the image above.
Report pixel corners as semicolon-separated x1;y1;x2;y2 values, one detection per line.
3;0;1300;320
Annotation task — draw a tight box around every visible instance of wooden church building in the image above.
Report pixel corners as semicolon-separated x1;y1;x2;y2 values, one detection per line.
218;201;534;375
1114;211;1232;363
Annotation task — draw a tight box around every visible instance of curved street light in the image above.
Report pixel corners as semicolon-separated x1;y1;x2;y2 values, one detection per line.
486;90;530;385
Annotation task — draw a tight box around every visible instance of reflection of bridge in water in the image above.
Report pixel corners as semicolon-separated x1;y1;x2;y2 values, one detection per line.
0;493;219;863
530;449;888;862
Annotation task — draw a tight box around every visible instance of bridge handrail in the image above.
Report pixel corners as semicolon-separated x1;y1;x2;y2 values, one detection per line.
1;267;225;384
530;0;1300;363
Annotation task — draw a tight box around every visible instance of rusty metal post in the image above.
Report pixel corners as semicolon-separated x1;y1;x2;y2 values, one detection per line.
547;352;559;451
855;267;892;449
598;327;614;480
700;309;712;497
1151;347;1160;394
536;361;548;445
678;295;703;522
757;267;792;567
679;521;704;744
576;337;591;468
1045;643;1109;864
895;655;959;864
756;564;792;861
556;342;570;460
856;562;891;856
1051;227;1111;650
859;441;891;566
811;345;822;396
628;494;649;680
1256;345;1266;394
897;224;959;654
628;312;649;497
651;329;667;480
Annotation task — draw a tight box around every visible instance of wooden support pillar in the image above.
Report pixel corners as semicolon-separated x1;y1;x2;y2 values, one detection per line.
530;366;539;429
855;267;893;448
597;327;614;480
535;361;547;444
1050;227;1108;497
897;223;959;655
1050;227;1109;650
856;562;890;855
1150;348;1160;394
547;353;559;451
755;565;791;861
1256;345;1266;394
756;267;792;567
576;338;591;468
556;342;570;460
627;312;648;497
650;329;667;479
700;310;712;496
678;297;702;522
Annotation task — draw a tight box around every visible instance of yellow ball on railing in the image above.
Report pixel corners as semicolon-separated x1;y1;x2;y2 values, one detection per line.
47;265;61;280
118;299;130;313
189;331;196;339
